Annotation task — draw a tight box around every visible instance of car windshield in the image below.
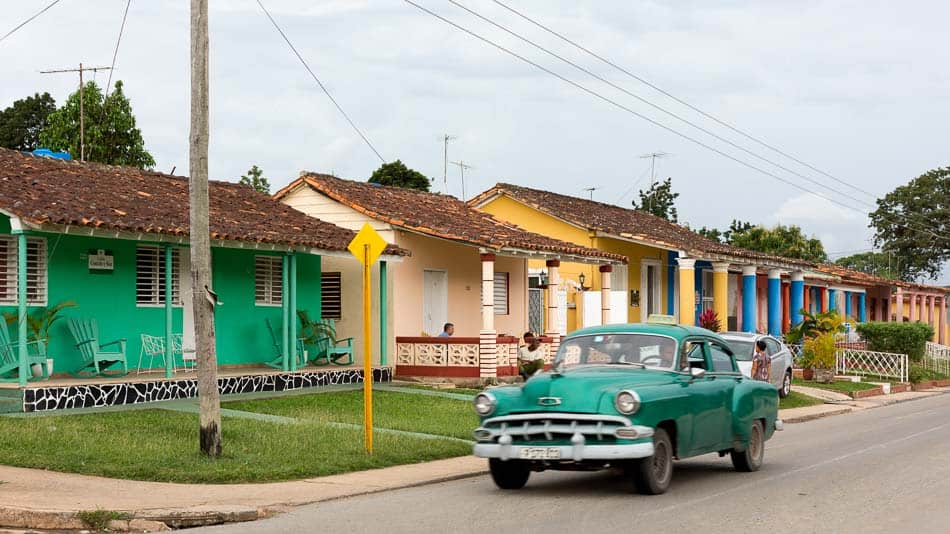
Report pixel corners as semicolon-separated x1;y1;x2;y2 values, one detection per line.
725;340;755;361
554;333;678;370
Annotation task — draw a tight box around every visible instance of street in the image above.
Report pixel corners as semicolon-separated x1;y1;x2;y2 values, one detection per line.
199;393;950;534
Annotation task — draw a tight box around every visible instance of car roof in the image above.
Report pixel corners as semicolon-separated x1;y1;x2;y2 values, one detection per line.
719;332;760;339
567;323;727;343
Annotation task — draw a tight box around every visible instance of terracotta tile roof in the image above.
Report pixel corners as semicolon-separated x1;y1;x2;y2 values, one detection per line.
0;148;407;256
469;183;813;268
275;174;626;264
815;263;947;294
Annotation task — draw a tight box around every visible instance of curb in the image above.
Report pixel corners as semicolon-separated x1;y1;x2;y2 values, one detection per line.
782;406;853;423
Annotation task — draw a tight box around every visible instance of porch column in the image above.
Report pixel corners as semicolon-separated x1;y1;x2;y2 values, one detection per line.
844;291;853;319
820;287;828;313
767;269;781;336
801;283;809;317
289;253;298;371
940;297;947;344
599;265;612;325
790;271;805;327
828;289;837;312
280;255;289;371
164;245;174;378
479;253;497;379
379;260;388;366
909;293;918;322
545;259;562;357
927;295;935;338
742;265;757;333
781;282;790;333
858;293;867;323
895;287;904;322
15;231;27;387
712;262;729;329
886;289;893;322
677;258;696;327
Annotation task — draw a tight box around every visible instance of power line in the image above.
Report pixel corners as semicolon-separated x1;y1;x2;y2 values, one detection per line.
0;0;62;46
410;1;947;241
491;0;879;203
98;0;133;129
447;0;876;213
256;0;385;163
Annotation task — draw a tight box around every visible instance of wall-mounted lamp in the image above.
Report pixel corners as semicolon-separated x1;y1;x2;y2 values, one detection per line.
539;270;549;289
578;272;589;291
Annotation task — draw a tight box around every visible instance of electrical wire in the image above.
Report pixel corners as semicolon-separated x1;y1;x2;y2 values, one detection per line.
403;0;950;241
97;0;132;132
256;0;386;163
0;0;63;46
491;0;879;202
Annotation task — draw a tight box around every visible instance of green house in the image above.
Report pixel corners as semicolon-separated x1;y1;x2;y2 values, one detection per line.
0;148;406;411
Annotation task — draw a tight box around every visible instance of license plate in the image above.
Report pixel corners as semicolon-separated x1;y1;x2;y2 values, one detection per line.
519;447;561;460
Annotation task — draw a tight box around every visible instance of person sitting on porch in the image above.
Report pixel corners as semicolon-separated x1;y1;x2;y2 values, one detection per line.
438;323;455;337
518;332;545;379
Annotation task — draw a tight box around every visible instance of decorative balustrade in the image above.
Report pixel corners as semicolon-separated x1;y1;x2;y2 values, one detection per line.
835;348;908;383
395;335;559;377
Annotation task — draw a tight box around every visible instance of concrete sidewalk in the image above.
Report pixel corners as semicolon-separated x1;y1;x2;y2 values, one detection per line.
2;387;947;531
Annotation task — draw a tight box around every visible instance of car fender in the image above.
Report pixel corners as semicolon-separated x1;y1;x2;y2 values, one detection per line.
730;378;779;446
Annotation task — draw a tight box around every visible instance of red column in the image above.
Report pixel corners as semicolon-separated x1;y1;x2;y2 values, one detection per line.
781;282;790;333
820;287;828;313
803;285;810;314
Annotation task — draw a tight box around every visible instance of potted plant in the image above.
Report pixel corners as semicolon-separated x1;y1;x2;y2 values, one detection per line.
3;300;76;377
698;309;721;332
800;332;837;383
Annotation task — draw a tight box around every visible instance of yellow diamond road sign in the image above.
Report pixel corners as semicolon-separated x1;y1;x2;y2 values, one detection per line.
348;223;388;266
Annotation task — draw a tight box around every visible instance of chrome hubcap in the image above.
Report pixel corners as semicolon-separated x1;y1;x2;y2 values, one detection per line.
750;426;763;463
653;441;671;483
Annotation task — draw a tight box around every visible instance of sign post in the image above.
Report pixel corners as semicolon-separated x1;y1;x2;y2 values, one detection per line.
347;223;388;454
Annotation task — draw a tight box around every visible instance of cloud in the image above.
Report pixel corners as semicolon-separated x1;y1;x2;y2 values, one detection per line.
772;193;862;225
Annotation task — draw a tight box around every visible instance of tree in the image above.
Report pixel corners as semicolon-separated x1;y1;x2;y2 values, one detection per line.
0;92;57;151
869;167;949;281
632;177;678;222
240;165;270;194
834;252;898;279
696;226;724;242
727;224;828;262
367;160;430;191
39;80;155;169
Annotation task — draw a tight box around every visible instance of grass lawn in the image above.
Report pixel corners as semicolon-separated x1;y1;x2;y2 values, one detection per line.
780;391;824;410
793;378;880;393
397;384;484;396
227;390;479;441
0;408;470;484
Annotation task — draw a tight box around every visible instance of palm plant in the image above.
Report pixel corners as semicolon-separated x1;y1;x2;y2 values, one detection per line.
3;300;77;342
784;309;844;344
296;310;337;345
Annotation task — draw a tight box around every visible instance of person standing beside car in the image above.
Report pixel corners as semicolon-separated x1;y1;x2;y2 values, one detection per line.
750;339;771;382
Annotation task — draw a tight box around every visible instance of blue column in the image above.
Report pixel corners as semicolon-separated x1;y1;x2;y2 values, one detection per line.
694;265;704;324
844;291;852;318
742;266;757;333
858;293;866;322
790;272;804;326
666;251;677;315
767;269;781;336
828;289;837;311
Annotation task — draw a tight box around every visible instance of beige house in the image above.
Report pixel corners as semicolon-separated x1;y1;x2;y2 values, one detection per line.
274;174;624;378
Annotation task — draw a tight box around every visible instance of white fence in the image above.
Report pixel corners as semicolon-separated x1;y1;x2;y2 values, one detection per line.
923;342;950;376
835;348;908;383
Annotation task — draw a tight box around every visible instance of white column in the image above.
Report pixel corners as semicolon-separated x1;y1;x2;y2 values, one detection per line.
479;253;497;379
895;287;904;322
926;295;934;332
545;259;562;357
909;292;918;322
600;265;612;325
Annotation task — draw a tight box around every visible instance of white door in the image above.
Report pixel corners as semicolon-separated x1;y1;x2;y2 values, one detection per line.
423;270;448;336
640;260;662;322
610;291;627;324
582;291;602;328
180;249;196;362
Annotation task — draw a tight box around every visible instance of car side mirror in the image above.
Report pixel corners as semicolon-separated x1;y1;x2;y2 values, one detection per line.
690;367;706;380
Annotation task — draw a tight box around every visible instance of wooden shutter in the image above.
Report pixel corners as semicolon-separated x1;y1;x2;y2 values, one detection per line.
255;256;283;306
494;272;509;315
136;246;180;305
321;272;342;319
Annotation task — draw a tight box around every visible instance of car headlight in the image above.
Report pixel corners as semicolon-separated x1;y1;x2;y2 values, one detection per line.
615;390;640;415
474;392;496;416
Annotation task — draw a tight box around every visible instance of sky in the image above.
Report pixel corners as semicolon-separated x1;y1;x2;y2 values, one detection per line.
2;0;948;283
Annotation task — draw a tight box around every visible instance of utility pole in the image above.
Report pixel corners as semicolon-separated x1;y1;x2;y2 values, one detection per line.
451;160;473;200
189;0;222;458
442;134;456;193
583;187;599;201
40;63;111;162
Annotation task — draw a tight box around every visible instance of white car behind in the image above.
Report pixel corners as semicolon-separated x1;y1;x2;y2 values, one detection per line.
720;332;793;398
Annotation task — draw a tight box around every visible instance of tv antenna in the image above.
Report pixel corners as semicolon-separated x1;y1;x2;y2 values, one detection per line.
638;152;670;212
40;63;112;162
442;134;456;192
450;160;473;200
582;187;599;200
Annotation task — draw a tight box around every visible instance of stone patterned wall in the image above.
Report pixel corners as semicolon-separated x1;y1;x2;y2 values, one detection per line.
22;367;392;412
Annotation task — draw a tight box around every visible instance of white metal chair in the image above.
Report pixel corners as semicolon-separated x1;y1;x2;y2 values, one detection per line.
137;334;185;374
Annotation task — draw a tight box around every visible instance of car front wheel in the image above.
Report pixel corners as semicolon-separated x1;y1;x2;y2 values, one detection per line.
632;427;673;495
488;458;530;489
731;420;764;472
779;370;792;398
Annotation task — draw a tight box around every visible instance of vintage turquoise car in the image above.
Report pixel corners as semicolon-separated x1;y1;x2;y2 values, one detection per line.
472;317;782;494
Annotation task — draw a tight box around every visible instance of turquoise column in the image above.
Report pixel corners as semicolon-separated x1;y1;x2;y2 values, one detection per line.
767;269;781;336
858;293;866;322
828;289;837;311
379;260;388;366
164;245;174;378
281;255;289;372
742;265;757;333
666;251;677;314
844;291;853;319
15;232;27;387
289;253;298;371
790;271;804;326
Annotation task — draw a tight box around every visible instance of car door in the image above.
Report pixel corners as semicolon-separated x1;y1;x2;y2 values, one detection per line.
704;340;741;450
683;340;734;454
764;337;786;388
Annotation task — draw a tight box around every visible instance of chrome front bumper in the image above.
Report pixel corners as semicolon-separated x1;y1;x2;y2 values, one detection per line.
473;441;654;461
774;419;784;431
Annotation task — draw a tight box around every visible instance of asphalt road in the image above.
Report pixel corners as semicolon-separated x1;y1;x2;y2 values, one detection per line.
200;394;950;534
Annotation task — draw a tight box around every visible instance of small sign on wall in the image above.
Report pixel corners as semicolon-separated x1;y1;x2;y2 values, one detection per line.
88;249;114;273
